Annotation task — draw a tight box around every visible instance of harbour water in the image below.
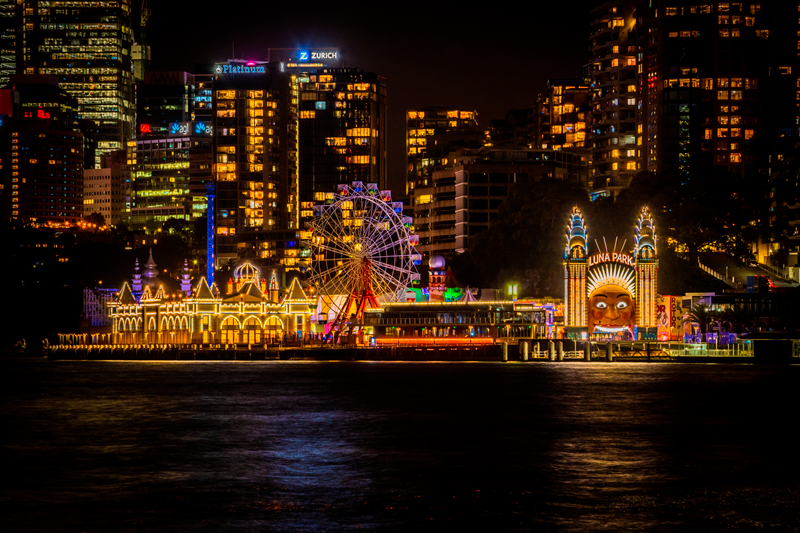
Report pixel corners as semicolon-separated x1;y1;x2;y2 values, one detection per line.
2;360;799;531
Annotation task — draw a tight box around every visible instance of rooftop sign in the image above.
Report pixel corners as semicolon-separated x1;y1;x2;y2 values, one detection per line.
214;64;265;74
298;51;337;61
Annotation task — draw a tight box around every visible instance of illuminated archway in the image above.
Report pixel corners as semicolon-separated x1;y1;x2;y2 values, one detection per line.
221;316;242;345
264;316;284;344
243;316;262;344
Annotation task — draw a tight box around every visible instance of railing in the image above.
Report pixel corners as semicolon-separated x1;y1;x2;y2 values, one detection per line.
757;262;797;284
668;343;753;357
697;259;742;289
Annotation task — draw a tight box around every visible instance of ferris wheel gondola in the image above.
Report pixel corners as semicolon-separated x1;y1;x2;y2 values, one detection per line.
304;182;420;328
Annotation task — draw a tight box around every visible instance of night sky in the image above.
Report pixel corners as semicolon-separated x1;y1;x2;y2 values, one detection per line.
144;2;591;195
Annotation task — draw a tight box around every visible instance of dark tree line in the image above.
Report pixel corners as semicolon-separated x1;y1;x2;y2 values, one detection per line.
450;166;760;297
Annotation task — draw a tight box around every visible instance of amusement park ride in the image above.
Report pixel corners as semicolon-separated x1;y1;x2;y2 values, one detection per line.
304;182;421;332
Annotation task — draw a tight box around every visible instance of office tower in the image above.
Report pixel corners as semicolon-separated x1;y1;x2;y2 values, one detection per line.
0;0;15;87
128;123;212;226
0;75;83;223
211;59;297;270
137;72;195;137
589;0;640;198
17;0;135;166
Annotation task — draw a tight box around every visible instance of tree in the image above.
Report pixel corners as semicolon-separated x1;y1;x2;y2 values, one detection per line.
684;303;717;342
607;168;753;264
162;217;192;242
144;217;160;235
465;178;590;297
83;212;106;227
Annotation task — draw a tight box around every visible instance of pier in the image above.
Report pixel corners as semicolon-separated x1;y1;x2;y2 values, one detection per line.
42;339;798;363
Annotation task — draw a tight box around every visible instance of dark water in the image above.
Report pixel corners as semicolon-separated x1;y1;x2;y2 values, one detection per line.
2;361;800;532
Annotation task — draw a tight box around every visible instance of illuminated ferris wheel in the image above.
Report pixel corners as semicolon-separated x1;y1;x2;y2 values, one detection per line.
305;182;420;325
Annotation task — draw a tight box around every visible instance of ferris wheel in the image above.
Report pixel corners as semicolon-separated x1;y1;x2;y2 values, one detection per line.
305;181;420;325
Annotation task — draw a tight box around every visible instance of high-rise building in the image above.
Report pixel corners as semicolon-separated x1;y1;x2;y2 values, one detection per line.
193;63;215;123
0;75;84;223
538;79;591;152
295;68;387;219
0;0;15;87
205;51;387;277
277;49;386;272
588;0;640;198
211;59;297;270
406;106;479;194
452;148;589;254
128;129;211;227
636;1;764;178
137;71;195;138
405;106;481;260
17;0;135;166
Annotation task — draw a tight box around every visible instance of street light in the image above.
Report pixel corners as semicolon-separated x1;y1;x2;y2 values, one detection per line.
508;283;518;302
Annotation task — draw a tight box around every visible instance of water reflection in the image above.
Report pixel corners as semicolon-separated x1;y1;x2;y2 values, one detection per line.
2;361;800;532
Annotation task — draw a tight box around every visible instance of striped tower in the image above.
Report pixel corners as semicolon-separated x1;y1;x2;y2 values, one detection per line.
634;207;658;331
564;208;588;330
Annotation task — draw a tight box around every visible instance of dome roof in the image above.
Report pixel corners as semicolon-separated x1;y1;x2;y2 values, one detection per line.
428;255;446;269
638;235;655;249
569;235;586;249
233;262;261;282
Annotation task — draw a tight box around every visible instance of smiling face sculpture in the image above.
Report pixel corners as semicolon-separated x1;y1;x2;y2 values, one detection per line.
588;284;634;332
586;263;636;334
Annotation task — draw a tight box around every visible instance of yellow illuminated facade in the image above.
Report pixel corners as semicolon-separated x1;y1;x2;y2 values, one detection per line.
108;263;316;345
564;206;658;340
212;60;298;270
406;106;479;195
539;80;590;151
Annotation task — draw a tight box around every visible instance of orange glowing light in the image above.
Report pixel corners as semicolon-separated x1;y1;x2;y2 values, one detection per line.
374;337;494;346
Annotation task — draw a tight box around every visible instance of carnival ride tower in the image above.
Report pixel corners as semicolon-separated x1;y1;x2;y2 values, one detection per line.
428;255;446;302
634;207;658;328
564;207;588;328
